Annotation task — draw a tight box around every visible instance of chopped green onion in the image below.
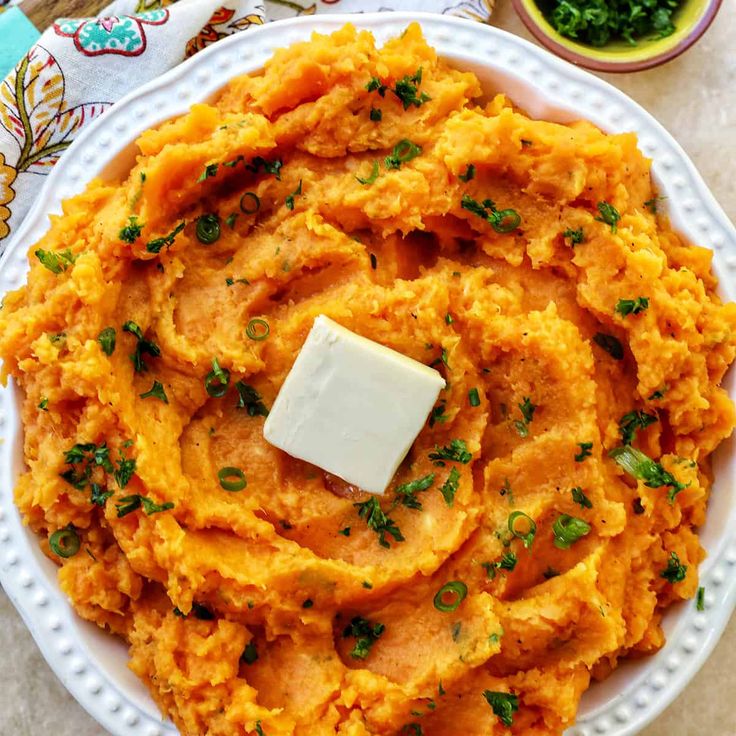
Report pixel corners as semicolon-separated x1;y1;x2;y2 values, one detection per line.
197;163;219;182
439;467;460;507
468;387;481;407
575;441;593;462
508;510;536;549
140;380;168;404
552;514;591;549
433;581;468;613
35;248;76;274
49;527;80;558
696;586;705;611
239;192;260;214
285;180;303;210
246;318;270;341
195;213;221;244
146;221;185;254
369;107;382;121
356;160;380;186
205;357;230;397
571;486;592;509
218;466;247;492
241;641;258;664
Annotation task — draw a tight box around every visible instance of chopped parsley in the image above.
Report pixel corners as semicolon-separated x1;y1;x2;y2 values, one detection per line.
365;76;387;95
461;194;521;234
119;216;144;244
146;221;185;254
483;690;519;727
354;497;404;548
482;552;518;579
593;332;624;360
575;441;593;462
595;201;621;232
616;297;649;317
429;439;472;466
543;567;560;580
356;160;379;186
563;227;585;245
544;0;681;47
115;494;174;518
609;445;688;503
140;380;168;404
440;467;461;507
241;641;258;665
661;551;687;584
122;321;160;373
619;409;657;445
369;107;382;121
648;386;668;401
225;213;238;228
114;453;137;489
394;473;435;510
60;442;115;490
285;179;303;210
384;139;422;170
97;327;116;356
343;616;384;659
245;156;283;180
338;527;351;537
429;400;448;428
513;396;536;437
90;483;113;507
644;196;666;213
571;486;593;509
35;248;76;274
38;397;49;411
458;163;475;182
235;381;269;417
390;67;431;109
197;163;219;182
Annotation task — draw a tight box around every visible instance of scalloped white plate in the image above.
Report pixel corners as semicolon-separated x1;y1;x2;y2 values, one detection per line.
1;12;735;736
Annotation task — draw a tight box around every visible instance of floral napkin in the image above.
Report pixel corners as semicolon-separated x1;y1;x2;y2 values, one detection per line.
0;0;495;255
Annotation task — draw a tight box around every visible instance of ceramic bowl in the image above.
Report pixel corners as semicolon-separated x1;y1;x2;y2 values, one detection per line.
0;12;735;736
512;0;723;72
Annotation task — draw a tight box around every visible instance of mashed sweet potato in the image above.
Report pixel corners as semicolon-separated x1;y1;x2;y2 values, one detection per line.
1;23;734;736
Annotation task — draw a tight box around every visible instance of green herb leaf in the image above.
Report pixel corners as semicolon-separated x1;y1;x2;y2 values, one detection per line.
429;400;447;428
338;526;351;537
391;67;431;109
461;194;521;234
439;467;461;507
458;163;475;182
365;77;387;96
140;380;168;404
90;483;113;507
661;551;687;584
119;216;144;244
483;690;519;727
563;227;584;245
552;514;591;549
615;296;649;317
285;179;303;210
146;221;185;254
696;586;705;611
384;139;422;170
468;387;481;407
123;320;161;372
246;156;283;180
38;397;49;411
97;327;116;356
197;163;219;182
342;615;384;659
619;409;657;445
116;494;174;517
593;332;624;360
369;107;382;122
354;497;404;548
35;248;76;274
235;381;269;417
595;201;621;232
114;455;137;490
241;641;258;665
429;439;472;466
571;486;593;509
394;473;435;510
575;441;593;462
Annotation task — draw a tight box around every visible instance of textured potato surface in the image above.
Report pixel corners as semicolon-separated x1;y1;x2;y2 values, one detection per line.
1;23;734;736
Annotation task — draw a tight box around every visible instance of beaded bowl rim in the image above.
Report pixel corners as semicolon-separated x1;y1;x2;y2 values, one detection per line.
0;12;734;736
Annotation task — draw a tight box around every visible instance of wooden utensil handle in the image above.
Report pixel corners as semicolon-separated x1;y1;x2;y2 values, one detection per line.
21;0;111;31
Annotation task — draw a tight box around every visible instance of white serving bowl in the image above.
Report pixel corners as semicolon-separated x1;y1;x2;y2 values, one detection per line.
0;12;735;736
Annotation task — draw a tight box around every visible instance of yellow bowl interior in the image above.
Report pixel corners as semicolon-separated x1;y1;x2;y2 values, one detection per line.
520;0;711;62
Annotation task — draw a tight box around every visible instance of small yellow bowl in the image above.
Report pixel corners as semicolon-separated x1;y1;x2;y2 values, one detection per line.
512;0;723;72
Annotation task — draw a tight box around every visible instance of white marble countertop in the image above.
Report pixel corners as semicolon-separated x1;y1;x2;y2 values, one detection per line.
1;2;734;734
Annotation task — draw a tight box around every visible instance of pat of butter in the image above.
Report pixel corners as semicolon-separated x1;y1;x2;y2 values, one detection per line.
263;315;445;495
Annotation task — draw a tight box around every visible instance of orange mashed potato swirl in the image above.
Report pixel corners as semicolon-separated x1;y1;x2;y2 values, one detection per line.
1;23;735;736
